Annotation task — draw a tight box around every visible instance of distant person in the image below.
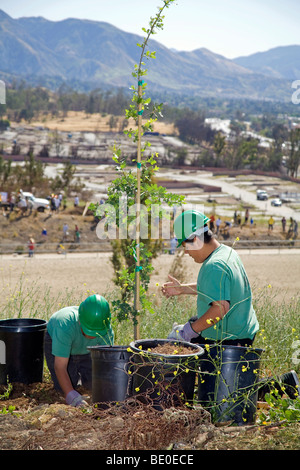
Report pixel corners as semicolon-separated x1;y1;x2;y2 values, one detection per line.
18;196;27;216
75;225;81;243
170;236;177;255
224;220;232;235
216;217;222;236
268;216;275;232
27;197;34;215
288;217;294;234
74;195;79;207
28;237;35;257
50;195;56;213
209;214;215;232
55;196;60;212
63;223;69;242
294;220;298;238
233;211;238;225
41;227;47;238
281;217;286;232
9;193;15;213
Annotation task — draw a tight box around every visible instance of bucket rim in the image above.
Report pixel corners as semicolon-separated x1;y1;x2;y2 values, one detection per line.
0;318;48;334
0;318;47;324
129;338;204;358
0;318;47;332
87;345;130;352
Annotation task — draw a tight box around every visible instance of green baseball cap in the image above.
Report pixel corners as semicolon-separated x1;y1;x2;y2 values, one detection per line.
174;209;210;247
78;294;111;336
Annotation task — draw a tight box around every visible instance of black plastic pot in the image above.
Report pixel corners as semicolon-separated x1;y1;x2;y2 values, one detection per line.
0;318;47;385
197;344;264;425
88;345;132;406
129;339;204;411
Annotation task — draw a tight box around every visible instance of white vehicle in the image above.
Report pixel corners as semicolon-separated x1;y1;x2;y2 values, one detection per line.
22;191;50;212
256;190;268;201
271;198;282;207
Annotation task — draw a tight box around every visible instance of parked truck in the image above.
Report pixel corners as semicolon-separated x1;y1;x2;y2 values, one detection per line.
21;192;50;212
1;190;50;213
256;190;268;201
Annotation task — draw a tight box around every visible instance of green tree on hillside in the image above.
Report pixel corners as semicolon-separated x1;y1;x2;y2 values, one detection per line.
175;109;215;145
213;132;226;166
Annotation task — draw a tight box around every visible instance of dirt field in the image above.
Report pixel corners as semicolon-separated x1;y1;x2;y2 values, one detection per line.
1;248;299;309
27;110;176;135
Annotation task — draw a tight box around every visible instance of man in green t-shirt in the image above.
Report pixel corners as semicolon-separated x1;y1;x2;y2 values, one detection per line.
162;209;259;345
45;294;114;407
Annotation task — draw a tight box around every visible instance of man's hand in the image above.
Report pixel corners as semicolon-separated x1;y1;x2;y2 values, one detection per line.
167;321;199;343
54;356;89;408
161;275;183;298
66;390;89;408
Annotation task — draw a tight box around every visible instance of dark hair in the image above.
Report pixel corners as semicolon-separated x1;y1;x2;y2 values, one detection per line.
203;224;214;244
187;224;214;245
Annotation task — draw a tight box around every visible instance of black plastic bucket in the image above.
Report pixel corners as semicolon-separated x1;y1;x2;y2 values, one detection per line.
0;318;47;385
129;339;204;410
88;345;132;406
197;344;263;425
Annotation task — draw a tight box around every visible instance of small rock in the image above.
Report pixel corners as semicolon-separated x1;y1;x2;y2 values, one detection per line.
44;417;58;429
109;416;124;431
55;428;65;438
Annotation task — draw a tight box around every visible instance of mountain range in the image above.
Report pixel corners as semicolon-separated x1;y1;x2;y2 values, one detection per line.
0;9;299;101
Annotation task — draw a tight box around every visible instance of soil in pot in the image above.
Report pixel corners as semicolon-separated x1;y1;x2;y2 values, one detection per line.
129;339;204;411
146;343;198;355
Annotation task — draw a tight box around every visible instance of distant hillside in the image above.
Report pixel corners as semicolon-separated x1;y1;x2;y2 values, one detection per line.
234;45;300;80
0;9;295;101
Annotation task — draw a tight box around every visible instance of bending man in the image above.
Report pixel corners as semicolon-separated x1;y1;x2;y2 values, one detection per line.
45;294;114;407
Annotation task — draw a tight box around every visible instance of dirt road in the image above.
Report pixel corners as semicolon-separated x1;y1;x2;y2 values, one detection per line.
157;169;300;222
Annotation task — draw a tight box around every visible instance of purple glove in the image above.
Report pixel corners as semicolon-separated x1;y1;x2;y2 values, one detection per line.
66;390;88;407
167;321;199;342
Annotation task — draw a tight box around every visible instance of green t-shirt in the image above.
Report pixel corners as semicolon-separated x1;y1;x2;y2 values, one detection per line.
197;244;259;341
47;306;114;357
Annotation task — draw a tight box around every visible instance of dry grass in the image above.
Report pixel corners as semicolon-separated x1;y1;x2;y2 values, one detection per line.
24;111;176;135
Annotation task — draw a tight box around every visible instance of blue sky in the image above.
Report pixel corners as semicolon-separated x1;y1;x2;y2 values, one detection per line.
1;0;299;58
